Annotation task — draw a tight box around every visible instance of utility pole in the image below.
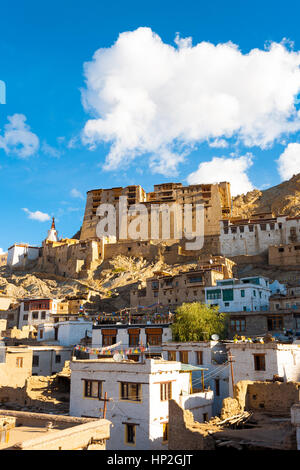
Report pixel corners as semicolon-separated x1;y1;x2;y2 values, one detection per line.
100;392;110;419
228;351;235;397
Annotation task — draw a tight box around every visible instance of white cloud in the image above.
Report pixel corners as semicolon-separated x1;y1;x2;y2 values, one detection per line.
0;248;5;254
81;27;300;175
0;114;39;158
41;141;60;158
70;188;84;200
209;138;229;148
187;154;254;196
23;208;51;222
277;143;300;180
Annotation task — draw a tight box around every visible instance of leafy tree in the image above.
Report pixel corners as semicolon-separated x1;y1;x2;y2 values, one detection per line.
171;302;228;342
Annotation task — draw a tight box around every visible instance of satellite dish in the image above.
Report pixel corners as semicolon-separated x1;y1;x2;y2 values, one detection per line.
113;353;123;362
211;334;219;341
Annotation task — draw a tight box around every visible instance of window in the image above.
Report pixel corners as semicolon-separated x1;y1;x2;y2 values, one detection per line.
222;289;234;301
241;290;245;298
55;354;61;363
128;329;140;346
32;311;39;319
39;329;43;339
203;413;208;422
188;276;203;283
32;355;39;367
206;289;221;300
253;290;256;297
16;357;23;368
215;379;220;396
254;354;265;371
120;382;142;402
267;316;283;331
125;423;136;444
23;314;28;321
168;351;176;361
162;423;169;442
230;318;246;332
196;351;203;365
83;380;102;399
146;329;162;346
127;354;139;362
102;329;117;346
160;382;172;401
179;351;189;364
41;311;46;320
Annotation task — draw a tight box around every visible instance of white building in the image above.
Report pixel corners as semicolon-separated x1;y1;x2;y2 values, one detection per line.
7;244;40;269
227;342;300;396
220;215;300;257
37;318;93;345
91;323;172;360
18;298;59;330
162;341;228;416
30;345;73;376
269;280;286;296
69;357;213;450
205;276;271;312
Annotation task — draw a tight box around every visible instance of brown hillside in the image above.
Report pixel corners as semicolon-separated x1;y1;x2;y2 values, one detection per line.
232;173;300;218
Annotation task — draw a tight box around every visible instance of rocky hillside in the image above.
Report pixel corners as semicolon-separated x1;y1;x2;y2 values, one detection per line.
0;255;200;312
232;173;300;218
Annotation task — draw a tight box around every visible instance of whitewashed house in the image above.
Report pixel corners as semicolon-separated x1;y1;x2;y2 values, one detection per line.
18;298;59;330
69;357;213;450
7;243;40;269
227;342;300;396
30;345;73;376
37;318;93;345
162;341;228;416
205;276;271;313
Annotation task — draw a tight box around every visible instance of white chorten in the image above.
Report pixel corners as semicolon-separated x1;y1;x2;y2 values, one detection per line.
46;217;58;242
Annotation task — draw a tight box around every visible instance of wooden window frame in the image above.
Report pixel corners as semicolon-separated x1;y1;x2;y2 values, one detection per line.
83;379;103;399
120;382;142;402
160;382;172;401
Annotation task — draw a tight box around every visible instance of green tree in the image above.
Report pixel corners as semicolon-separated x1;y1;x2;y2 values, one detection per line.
171;302;228;342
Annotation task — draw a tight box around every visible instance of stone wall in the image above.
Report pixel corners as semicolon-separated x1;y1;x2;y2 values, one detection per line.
168;399;216;450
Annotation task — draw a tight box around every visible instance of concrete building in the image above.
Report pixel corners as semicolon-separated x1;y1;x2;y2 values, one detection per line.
226;342;300;396
220;213;300;257
69;357;213;450
205;276;271;313
18;298;59;330
162;341;229;416
7;244;40;269
37;318;93;345
130;256;235;310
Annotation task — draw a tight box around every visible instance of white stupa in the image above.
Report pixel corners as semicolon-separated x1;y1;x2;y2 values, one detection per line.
46;217;58;242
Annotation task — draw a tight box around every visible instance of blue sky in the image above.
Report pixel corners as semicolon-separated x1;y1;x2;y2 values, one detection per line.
1;0;300;251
